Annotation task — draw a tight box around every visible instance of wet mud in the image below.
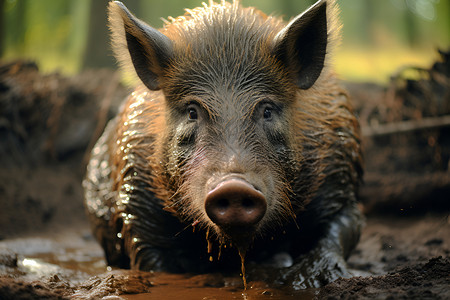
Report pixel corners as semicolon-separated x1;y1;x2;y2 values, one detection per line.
0;54;449;299
0;216;448;299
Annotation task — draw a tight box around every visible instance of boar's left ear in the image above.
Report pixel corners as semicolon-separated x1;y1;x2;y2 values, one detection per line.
272;0;328;90
108;1;173;90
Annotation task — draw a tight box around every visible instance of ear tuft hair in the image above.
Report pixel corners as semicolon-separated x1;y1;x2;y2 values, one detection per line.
108;1;137;86
272;0;341;90
108;1;173;90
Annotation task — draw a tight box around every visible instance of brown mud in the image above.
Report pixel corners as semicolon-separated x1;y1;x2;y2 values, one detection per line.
0;50;449;299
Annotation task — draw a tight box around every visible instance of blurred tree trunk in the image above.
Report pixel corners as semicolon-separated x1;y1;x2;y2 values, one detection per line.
405;10;418;47
6;0;27;55
81;0;114;69
81;0;141;70
0;0;4;56
362;0;375;46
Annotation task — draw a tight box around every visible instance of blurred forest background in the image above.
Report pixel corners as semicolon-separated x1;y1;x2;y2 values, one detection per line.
1;0;449;83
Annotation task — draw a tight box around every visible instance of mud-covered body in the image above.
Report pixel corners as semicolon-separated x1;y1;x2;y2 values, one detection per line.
84;0;363;288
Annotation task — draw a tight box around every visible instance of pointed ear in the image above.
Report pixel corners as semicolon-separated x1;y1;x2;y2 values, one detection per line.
272;0;328;90
108;1;173;90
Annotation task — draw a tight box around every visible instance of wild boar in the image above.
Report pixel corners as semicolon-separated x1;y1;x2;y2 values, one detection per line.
83;0;363;288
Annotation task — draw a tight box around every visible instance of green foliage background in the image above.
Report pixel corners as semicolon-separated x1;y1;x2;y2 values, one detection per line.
2;0;449;82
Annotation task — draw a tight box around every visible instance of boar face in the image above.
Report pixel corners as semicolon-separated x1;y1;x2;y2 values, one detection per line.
109;0;331;251
163;63;298;248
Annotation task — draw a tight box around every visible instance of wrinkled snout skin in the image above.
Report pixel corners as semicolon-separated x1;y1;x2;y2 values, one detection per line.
83;0;364;289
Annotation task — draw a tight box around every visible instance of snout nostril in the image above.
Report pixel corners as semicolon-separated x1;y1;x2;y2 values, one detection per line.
205;179;267;228
241;198;255;209
217;198;229;209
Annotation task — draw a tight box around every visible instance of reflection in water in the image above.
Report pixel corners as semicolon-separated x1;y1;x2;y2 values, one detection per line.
20;258;60;276
0;233;315;299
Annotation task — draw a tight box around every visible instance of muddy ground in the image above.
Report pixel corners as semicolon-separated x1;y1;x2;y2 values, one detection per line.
0;51;449;299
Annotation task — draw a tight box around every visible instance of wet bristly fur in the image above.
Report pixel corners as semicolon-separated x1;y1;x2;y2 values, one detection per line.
84;0;363;285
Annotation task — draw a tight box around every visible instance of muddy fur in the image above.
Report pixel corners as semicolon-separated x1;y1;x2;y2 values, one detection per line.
84;0;363;288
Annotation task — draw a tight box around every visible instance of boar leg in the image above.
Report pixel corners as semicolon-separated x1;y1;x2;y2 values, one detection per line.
282;202;363;289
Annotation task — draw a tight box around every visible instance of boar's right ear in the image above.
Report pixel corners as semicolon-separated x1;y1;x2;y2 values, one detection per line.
108;1;173;90
272;0;328;90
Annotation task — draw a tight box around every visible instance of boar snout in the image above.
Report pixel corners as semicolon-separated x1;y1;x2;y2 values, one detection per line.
205;179;267;233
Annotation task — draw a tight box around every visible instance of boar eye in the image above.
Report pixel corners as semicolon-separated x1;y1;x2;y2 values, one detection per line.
263;107;273;121
188;107;198;120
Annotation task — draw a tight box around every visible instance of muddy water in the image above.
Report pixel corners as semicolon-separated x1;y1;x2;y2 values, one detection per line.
0;229;315;299
2;217;449;298
118;273;314;300
0;230;106;282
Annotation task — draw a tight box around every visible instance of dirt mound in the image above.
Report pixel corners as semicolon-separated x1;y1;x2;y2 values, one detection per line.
319;257;450;299
0;61;127;238
0;276;70;300
346;49;450;216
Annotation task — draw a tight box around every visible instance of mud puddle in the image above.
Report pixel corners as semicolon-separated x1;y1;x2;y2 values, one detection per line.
2;215;448;299
0;230;105;282
0;229;315;299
